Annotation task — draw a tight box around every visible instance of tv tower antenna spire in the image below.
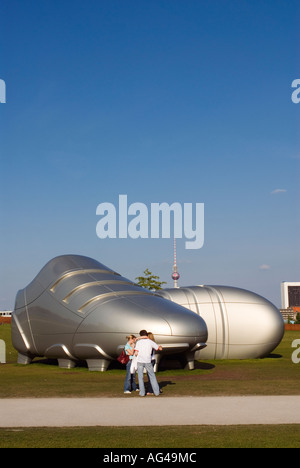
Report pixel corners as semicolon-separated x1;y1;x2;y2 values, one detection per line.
171;238;180;288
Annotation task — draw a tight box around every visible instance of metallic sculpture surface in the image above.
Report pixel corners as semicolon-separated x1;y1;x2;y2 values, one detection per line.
157;286;285;359
12;255;207;371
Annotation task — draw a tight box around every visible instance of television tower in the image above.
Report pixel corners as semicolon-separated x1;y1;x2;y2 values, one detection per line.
171;238;180;288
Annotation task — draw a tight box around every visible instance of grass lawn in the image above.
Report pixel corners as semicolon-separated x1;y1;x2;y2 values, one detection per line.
0;325;299;448
0;325;299;398
1;425;299;448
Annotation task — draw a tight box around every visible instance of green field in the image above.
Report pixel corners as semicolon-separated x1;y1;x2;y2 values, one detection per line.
1;425;299;448
1;325;299;448
0;325;299;398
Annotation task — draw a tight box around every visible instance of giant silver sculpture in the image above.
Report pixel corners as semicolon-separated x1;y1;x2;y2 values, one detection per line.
11;255;207;371
12;255;284;371
157;286;284;359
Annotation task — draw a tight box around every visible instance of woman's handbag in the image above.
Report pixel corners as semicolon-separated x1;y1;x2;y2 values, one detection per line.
117;349;130;365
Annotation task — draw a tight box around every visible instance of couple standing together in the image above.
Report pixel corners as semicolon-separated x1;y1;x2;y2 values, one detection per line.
124;330;162;397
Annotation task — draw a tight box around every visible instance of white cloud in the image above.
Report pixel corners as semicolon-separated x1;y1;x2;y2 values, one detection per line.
259;264;271;270
271;189;287;194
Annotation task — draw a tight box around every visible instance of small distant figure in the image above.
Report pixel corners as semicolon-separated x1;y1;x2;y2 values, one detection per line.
0;339;6;364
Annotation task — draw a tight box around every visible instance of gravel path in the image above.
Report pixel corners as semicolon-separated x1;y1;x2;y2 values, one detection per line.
0;395;299;427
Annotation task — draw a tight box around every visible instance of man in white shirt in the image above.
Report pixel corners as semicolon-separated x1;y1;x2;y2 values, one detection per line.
134;330;162;397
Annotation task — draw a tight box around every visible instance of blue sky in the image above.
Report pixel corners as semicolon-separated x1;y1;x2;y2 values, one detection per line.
1;0;299;309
